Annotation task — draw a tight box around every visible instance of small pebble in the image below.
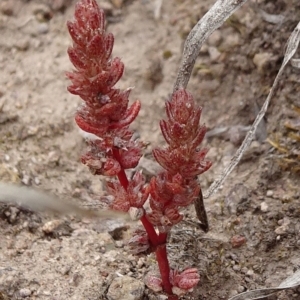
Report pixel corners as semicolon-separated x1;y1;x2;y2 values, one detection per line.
157;296;168;300
275;217;290;235
111;0;124;9
27;125;39;136
266;190;273;197
21;174;31;185
0;1;14;16
15;39;30;51
50;0;72;12
232;265;241;271
5;206;20;224
32;4;51;16
229;290;238;297
103;250;119;263
101;1;114;15
237;285;245;293
260;202;268;212
231;235;246;248
19;288;31;297
208;46;221;62
115;240;124;248
42;220;63;234
107;276;145;300
253;52;273;73
43;291;51;296
37;23;49;34
32;4;52;21
199;43;209;54
34;177;40;185
222;32;240;49
137;257;145;268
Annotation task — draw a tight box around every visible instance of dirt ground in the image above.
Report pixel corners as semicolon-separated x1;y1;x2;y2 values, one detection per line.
0;0;300;299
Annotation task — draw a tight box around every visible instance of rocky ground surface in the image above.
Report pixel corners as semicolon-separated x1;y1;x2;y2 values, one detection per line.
0;0;300;299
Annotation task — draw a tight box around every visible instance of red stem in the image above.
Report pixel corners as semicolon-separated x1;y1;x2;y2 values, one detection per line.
156;244;174;297
158;231;168;244
112;147;175;298
116;168;129;190
141;217;174;298
140;215;158;245
113;148;129;189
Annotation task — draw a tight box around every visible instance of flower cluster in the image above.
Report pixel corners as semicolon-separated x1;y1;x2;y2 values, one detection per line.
154;90;211;177
66;0;142;176
148;89;212;229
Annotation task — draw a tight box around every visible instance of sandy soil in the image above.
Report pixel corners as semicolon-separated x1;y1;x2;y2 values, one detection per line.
0;0;300;299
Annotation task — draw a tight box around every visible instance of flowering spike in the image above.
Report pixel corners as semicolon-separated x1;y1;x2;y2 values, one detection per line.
67;0;143;180
152;89;211;177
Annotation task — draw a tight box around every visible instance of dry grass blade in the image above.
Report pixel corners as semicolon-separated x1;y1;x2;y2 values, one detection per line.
173;0;248;92
204;21;300;199
0;182;128;220
266;137;289;153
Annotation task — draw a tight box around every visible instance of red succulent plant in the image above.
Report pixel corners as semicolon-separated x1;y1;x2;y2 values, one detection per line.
66;0;212;299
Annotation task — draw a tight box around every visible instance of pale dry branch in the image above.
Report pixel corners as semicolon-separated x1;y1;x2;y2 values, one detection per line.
0;182;128;220
173;0;248;92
